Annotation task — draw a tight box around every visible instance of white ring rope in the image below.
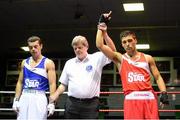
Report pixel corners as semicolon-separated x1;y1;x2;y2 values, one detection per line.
0;108;65;112
0;91;68;94
0;91;67;112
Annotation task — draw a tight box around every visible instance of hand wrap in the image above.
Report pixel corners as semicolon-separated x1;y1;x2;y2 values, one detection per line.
98;14;110;24
160;91;169;104
12;97;20;113
47;102;55;116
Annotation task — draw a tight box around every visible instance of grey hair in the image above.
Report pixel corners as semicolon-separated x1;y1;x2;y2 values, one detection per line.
71;35;89;48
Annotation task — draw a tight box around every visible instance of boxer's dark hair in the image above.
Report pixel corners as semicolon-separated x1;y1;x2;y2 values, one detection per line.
27;36;42;45
120;30;136;40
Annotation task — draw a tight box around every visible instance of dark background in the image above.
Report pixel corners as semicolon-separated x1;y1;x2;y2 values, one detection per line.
0;0;180;57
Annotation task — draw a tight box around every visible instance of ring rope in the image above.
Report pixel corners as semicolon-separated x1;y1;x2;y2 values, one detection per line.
1;91;180;94
0;91;180;112
0;108;180;112
0;91;68;94
0;108;65;112
100;91;180;94
99;109;180;112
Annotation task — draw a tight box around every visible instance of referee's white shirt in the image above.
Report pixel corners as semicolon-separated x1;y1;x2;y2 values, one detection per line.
59;52;111;98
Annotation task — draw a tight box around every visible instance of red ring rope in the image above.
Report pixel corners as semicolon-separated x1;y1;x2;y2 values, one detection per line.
100;91;180;94
99;109;180;112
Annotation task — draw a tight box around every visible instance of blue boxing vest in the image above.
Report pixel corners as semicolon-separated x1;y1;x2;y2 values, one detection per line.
22;56;49;91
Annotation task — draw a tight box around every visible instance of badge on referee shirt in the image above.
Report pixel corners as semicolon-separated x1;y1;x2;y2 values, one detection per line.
86;65;93;72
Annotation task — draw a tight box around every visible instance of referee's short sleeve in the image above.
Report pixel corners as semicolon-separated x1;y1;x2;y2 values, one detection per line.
59;61;69;86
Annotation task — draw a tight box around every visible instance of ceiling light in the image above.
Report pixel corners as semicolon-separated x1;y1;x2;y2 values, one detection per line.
136;44;150;49
123;3;144;11
21;46;29;51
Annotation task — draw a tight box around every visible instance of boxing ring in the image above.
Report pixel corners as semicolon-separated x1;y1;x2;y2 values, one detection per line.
0;91;180;118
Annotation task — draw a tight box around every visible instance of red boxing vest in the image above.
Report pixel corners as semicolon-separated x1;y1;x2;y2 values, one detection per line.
119;52;153;94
